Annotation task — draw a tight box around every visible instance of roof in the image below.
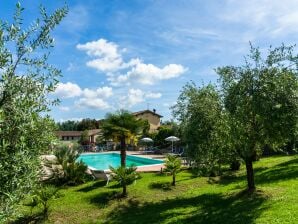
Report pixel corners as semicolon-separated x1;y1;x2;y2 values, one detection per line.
56;129;101;137
132;110;163;118
88;129;101;135
56;131;82;137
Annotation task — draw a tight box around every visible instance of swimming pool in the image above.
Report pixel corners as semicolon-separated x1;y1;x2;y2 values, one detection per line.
78;153;163;170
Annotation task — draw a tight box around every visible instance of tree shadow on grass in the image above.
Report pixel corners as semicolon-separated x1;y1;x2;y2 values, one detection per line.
207;171;246;186
105;190;268;224
77;180;107;192
88;190;119;208
208;157;297;187
255;158;298;185
9;211;45;224
107;183;122;189
148;181;172;191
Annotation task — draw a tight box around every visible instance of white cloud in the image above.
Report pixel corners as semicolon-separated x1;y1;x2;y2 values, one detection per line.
77;39;123;72
59;106;70;112
54;82;113;110
55;82;82;98
145;92;162;99
119;89;162;108
109;61;187;86
77;38;187;85
273;12;298;35
86;58;123;72
218;0;298;38
82;86;113;98
95;86;113;98
77;39;119;58
75;98;110;110
125;89;145;107
55;82;113;99
77;86;112;110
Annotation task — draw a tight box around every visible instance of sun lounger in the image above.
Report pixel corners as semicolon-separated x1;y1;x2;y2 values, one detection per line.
90;169;112;185
175;148;184;156
168;148;184;156
143;146;154;154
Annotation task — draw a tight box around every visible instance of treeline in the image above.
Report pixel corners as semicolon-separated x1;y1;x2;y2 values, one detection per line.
57;118;101;131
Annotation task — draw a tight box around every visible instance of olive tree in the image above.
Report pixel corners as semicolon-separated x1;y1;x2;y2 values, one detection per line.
0;3;67;220
172;83;232;176
216;44;298;191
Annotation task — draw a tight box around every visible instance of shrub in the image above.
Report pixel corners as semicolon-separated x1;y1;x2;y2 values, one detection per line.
24;186;60;220
46;145;89;185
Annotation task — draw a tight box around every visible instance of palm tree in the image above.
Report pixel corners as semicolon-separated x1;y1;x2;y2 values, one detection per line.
164;155;182;186
101;110;146;167
109;166;139;197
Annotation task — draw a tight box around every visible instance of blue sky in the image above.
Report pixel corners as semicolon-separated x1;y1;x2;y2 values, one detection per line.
1;0;298;121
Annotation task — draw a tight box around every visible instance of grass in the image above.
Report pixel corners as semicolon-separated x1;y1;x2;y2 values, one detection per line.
14;155;298;224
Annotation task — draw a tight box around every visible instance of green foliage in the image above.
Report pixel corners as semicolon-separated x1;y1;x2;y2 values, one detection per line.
79;129;90;145
216;44;298;190
25;186;60;220
109;166;140;196
142;119;151;136
56;118;101;131
172;82;232;176
62;161;89;185
153;125;175;148
101;110;146;144
49;145;89;185
164;155;182;186
0;3;67;221
101;110;147;166
77;118;100;131
56;120;79;131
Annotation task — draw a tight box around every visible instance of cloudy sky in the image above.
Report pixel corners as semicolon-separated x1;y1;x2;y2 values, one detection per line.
1;0;298;121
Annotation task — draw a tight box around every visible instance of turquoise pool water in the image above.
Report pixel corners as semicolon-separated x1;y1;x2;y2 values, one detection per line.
78;153;163;170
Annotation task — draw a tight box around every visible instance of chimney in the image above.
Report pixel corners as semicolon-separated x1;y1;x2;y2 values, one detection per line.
153;108;156;113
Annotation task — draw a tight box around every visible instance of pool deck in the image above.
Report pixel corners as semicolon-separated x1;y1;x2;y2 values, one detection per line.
82;151;166;172
128;151;166;172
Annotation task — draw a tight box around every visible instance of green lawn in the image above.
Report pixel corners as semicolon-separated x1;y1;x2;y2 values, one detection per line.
19;155;298;224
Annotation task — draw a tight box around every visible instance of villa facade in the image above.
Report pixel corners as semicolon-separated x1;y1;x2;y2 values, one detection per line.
56;129;101;142
133;109;163;133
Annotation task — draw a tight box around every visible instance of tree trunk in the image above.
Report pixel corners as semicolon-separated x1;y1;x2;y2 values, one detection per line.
245;159;255;191
122;184;127;197
172;174;176;186
120;136;126;167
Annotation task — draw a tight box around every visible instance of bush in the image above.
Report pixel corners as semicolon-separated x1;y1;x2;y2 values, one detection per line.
24;186;60;220
46;145;90;185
